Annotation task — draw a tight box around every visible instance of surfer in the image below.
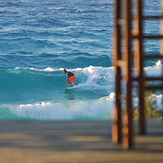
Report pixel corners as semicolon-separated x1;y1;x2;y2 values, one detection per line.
63;69;78;87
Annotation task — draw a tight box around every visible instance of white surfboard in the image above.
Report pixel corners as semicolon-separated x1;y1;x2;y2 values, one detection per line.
65;85;79;90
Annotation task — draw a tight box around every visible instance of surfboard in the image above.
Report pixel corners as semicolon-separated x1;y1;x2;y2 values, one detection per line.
65;87;73;90
65;85;79;90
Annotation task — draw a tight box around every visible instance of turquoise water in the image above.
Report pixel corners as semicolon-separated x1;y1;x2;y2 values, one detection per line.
0;0;162;120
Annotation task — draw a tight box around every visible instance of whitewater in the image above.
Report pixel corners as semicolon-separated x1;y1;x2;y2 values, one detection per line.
0;0;162;120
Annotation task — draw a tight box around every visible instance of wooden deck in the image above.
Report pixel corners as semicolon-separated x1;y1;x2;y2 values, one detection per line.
0;120;163;163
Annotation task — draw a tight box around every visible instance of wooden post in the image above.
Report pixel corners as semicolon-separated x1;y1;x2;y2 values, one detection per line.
136;0;146;134
161;0;163;120
112;0;122;144
161;0;163;56
122;0;133;149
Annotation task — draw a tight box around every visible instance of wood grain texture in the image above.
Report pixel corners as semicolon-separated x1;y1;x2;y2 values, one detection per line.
0;120;162;163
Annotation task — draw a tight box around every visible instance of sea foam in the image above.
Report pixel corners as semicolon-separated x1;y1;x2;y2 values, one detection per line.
8;93;115;120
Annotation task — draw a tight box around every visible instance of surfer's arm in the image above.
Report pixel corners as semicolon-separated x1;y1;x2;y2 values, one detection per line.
65;79;68;83
65;74;71;82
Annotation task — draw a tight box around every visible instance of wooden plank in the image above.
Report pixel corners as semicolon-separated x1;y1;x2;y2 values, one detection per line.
115;60;127;67
123;0;133;149
133;35;163;39
145;85;163;90
0;120;162;163
145;55;163;59
143;15;163;19
144;77;163;81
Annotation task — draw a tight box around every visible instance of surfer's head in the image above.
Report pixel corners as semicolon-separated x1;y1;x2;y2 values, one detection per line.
63;69;67;74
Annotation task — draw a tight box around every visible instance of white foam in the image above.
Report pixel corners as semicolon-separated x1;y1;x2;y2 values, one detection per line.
14;65;113;72
55;7;65;10
145;60;163;76
13;60;162;76
15;67;21;70
14;66;64;72
43;67;55;72
13;65;115;93
9;93;114;120
12;61;162;97
151;94;163;110
12;61;163;94
71;66;114;92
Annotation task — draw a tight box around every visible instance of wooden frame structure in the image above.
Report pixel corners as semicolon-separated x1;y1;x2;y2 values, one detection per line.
112;0;163;149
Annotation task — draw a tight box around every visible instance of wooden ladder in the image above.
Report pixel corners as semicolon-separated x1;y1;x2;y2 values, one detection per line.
112;0;163;149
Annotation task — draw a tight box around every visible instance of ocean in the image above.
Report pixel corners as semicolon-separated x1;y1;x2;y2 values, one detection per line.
0;0;162;120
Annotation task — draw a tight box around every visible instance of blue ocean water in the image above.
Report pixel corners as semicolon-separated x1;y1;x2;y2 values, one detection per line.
0;0;162;120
